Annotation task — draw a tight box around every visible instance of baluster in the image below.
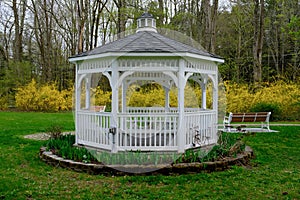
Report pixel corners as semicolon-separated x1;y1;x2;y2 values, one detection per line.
154;116;157;146
149;116;152;147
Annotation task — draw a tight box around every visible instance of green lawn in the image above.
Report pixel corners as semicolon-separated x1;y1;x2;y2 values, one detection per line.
0;112;299;199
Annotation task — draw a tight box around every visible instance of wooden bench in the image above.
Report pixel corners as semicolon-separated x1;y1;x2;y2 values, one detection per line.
223;112;271;132
89;105;106;112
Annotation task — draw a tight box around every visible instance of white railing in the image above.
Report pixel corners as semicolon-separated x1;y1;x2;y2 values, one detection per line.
126;107;205;114
117;113;178;151
76;109;218;152
77;111;111;150
184;110;218;148
127;107;178;114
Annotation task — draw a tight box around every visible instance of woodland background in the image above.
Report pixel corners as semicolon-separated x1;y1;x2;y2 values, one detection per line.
0;0;299;118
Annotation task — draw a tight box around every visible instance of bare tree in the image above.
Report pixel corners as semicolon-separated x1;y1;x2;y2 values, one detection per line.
90;0;108;49
0;7;13;61
253;0;264;83
12;0;27;61
210;0;219;53
200;0;210;50
113;0;127;38
30;0;57;82
76;0;88;53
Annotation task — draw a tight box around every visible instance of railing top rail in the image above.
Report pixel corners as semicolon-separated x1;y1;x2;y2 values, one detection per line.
78;110;111;116
118;112;178;117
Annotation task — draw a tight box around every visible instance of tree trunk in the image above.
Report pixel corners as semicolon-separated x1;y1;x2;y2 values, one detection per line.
200;0;210;50
253;0;264;83
90;0;108;49
210;0;219;53
158;0;164;26
77;0;86;54
12;0;26;61
114;0;126;39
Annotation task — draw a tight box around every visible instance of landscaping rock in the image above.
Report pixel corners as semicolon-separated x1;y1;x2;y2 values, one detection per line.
39;146;254;175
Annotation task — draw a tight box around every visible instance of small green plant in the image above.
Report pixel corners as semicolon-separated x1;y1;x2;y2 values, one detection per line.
44;134;96;163
46;124;63;139
175;132;246;164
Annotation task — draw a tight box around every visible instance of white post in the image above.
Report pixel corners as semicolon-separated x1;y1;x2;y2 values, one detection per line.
121;81;128;134
164;86;170;112
177;59;186;153
75;64;80;145
212;74;218;112
122;81;128;113
85;74;91;109
110;60;119;153
201;77;207;110
212;74;218;143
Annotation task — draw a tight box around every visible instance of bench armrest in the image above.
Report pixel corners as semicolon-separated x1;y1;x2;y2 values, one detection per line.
223;116;229;122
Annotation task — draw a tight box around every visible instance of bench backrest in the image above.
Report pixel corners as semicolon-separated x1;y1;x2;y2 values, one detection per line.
230;112;271;123
90;105;106;112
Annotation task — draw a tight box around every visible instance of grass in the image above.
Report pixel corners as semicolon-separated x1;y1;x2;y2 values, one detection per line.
0;111;299;199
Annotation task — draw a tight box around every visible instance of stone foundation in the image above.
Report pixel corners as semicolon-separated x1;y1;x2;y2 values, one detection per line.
39;146;254;175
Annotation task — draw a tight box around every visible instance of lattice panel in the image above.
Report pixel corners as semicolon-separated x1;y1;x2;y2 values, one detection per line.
78;58;112;71
185;58;217;72
118;58;179;68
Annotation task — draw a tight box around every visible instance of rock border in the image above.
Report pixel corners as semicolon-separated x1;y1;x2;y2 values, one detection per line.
39;146;254;175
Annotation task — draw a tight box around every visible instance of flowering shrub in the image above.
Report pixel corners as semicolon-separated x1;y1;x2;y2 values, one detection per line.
14;79;300;120
225;81;300;120
126;84;205;108
224;81;254;113
15;79;73;112
0;96;9;110
91;86;112;110
127;86;166;107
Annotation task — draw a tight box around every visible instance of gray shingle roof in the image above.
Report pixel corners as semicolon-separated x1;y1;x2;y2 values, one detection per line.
71;31;221;59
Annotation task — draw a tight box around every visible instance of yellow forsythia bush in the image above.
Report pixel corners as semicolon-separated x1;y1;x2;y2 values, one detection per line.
15;79;73;112
0;96;9;110
15;79;300;120
225;81;300;120
126;84;207;108
251;81;300;120
224;81;255;113
127;84;166;107
91;86;112;108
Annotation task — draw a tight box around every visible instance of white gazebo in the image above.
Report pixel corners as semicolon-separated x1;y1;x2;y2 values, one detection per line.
69;13;224;153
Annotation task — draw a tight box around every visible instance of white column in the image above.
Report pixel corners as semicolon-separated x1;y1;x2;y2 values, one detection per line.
212;75;218;111
75;64;80;145
211;74;218;143
164;86;170;112
85;75;91;109
177;59;186;153
110;61;119;153
120;81;128;135
201;77;207;110
122;81;128;113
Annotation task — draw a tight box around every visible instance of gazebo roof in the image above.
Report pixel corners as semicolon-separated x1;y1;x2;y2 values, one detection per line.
70;30;222;60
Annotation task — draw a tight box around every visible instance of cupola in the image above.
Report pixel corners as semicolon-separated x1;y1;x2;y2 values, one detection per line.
136;12;157;33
